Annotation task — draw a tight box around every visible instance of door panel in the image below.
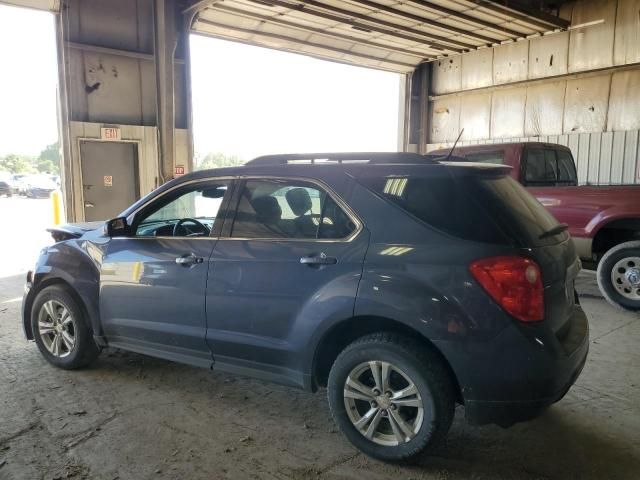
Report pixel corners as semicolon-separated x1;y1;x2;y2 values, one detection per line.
80;141;139;221
100;238;215;367
204;177;368;384
99;179;234;368
205;236;369;380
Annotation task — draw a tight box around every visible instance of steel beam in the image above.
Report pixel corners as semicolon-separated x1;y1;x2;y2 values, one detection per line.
205;3;434;60
471;0;569;30
347;0;499;44
154;0;177;184
244;0;463;53
197;18;418;69
405;0;524;38
65;41;186;64
418;64;429;153
297;0;477;49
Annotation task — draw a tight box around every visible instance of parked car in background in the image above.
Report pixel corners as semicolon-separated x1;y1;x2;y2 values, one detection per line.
11;173;30;195
23;153;588;462
0;172;13;197
434;142;640;311
24;175;58;198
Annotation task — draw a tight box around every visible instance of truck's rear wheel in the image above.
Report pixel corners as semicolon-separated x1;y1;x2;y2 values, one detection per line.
597;240;640;311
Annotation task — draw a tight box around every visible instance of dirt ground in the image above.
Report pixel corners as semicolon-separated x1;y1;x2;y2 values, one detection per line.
0;197;639;480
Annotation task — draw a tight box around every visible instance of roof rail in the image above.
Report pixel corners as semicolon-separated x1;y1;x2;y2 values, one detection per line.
245;152;438;166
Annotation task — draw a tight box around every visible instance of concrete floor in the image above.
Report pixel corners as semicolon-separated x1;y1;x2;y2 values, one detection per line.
0;197;639;479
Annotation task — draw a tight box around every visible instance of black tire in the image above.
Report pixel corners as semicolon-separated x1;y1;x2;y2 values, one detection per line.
327;332;455;462
31;285;101;369
596;240;640;311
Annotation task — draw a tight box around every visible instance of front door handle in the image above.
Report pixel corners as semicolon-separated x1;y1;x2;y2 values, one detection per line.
175;253;204;266
300;253;337;266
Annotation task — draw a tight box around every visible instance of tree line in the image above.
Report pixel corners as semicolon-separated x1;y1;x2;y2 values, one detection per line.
1;147;241;176
0;142;61;175
194;152;245;170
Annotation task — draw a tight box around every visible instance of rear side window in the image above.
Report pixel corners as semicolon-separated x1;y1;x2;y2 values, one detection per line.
231;179;356;240
464;151;505;164
557;150;577;182
525;148;577;185
358;174;510;245
359;170;566;247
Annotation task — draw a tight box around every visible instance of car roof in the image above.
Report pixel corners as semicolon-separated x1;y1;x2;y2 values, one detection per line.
121;152;511;218
431;141;572;155
176;151;512;179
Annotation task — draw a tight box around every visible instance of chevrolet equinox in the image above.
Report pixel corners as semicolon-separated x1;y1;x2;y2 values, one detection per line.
22;152;589;461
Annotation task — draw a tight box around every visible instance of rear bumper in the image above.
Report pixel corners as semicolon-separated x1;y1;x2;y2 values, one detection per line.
465;337;588;427
438;305;589;427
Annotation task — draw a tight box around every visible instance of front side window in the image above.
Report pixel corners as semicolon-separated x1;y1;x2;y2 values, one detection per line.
231;179;356;240
134;182;229;237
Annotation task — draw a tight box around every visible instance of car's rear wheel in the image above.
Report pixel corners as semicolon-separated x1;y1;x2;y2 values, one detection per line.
327;333;455;462
31;285;101;369
597;240;640;311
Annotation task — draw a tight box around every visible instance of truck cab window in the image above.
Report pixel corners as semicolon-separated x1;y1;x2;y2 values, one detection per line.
465;151;505;164
557;150;578;184
525;149;558;185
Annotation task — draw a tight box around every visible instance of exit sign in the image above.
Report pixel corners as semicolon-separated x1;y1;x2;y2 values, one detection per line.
101;127;121;141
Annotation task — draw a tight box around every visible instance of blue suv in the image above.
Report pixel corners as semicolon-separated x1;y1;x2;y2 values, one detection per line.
22;153;589;461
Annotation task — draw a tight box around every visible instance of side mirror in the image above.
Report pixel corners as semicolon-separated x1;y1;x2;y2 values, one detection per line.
105;217;129;237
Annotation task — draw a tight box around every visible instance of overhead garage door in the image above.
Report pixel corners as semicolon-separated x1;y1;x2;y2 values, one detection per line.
190;0;569;73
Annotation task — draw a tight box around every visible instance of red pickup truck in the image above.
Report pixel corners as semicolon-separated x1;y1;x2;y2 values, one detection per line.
434;142;640;311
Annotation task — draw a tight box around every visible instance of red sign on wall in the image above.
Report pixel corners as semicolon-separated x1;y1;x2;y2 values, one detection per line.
174;165;185;176
100;127;121;141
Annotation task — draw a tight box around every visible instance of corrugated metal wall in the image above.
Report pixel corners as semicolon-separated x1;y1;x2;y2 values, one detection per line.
427;130;640;185
424;0;640;185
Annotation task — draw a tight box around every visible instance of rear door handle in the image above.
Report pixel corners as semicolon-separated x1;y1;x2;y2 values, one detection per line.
175;253;204;266
300;253;337;266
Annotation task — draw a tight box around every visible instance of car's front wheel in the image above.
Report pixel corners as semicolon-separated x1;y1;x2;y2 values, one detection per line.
31;285;101;369
597;240;640;311
327;333;455;462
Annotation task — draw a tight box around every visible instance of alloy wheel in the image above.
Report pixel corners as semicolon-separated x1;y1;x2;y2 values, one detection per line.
343;361;424;446
38;300;76;358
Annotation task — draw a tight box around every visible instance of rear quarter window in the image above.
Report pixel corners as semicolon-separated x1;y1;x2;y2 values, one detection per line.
358;168;567;247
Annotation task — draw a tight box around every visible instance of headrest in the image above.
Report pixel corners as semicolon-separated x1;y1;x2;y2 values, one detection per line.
286;188;312;216
251;196;282;224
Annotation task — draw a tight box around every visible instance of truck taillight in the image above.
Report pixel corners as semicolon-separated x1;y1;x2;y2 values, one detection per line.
469;256;544;322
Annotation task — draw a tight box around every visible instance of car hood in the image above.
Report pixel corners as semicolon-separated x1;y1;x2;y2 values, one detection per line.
47;222;104;242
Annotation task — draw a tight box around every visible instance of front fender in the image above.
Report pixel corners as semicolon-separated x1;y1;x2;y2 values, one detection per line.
22;239;106;340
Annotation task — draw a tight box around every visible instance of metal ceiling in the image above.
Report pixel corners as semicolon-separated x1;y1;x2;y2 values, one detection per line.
190;0;570;73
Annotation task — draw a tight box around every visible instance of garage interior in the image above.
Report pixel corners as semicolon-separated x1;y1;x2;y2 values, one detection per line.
0;0;639;478
10;0;636;222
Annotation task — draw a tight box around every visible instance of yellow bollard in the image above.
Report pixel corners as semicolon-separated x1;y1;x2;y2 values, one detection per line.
51;190;63;225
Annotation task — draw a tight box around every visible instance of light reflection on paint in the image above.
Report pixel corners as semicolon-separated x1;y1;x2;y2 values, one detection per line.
379;246;413;256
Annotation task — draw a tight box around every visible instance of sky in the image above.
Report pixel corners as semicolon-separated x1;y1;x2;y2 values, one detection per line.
0;4;400;160
0;4;58;157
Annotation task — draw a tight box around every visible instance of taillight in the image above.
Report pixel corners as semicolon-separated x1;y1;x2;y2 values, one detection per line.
469;256;544;322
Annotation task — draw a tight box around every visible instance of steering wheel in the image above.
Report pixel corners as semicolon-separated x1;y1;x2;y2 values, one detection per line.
172;218;210;237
